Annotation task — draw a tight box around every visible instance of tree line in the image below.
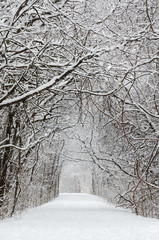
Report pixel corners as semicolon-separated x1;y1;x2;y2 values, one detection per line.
0;0;158;218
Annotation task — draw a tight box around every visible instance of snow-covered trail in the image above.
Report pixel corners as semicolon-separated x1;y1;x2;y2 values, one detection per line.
0;193;159;240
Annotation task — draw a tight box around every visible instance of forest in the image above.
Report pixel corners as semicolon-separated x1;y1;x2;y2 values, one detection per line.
0;0;159;219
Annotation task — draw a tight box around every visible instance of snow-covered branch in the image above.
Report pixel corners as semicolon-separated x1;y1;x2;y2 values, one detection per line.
0;53;95;107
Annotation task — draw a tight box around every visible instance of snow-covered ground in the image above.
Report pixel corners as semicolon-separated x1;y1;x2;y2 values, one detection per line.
0;193;158;240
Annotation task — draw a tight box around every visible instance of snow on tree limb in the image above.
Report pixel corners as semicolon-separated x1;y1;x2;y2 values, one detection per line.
0;53;95;107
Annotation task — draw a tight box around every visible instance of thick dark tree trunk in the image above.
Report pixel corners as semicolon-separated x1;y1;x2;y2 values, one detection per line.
0;108;13;209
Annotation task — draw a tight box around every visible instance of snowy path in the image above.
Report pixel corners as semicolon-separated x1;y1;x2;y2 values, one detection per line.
0;193;159;240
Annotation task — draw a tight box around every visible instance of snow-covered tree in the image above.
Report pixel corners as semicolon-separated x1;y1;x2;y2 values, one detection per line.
0;0;158;218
